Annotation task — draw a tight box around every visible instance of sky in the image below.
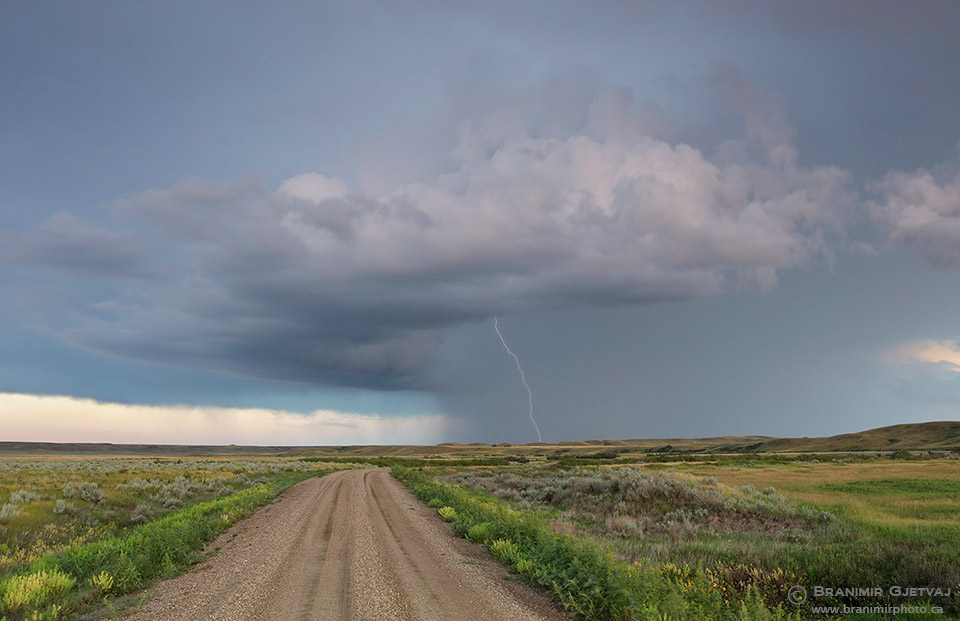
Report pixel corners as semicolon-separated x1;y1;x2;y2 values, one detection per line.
2;1;960;445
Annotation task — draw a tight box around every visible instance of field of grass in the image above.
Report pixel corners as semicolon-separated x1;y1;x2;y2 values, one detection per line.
0;456;342;620
3;436;958;620
407;457;960;619
668;460;960;532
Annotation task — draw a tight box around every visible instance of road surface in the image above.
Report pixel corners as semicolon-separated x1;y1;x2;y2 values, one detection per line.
127;469;571;620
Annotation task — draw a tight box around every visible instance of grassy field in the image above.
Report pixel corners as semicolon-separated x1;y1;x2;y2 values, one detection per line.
0;456;342;620
667;459;960;532
2;429;958;620
405;457;960;620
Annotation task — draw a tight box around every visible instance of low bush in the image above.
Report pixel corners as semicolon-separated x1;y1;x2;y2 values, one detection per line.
52;500;77;515
8;491;42;504
0;504;20;523
466;522;491;542
445;466;832;536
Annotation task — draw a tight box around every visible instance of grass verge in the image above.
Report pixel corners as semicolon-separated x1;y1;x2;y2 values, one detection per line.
0;470;324;620
393;466;798;621
446;464;960;608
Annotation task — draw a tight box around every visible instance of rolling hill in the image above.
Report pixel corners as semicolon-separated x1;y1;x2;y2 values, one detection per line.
1;421;958;457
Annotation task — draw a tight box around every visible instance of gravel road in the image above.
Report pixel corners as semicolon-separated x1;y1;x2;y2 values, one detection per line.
126;469;572;620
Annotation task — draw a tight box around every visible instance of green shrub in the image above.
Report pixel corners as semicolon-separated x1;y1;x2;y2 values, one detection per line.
1;569;75;611
466;522;491;542
437;506;457;522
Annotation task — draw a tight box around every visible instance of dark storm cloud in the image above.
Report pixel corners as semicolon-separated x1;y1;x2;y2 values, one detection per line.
9;78;857;389
403;0;959;55
750;0;960;50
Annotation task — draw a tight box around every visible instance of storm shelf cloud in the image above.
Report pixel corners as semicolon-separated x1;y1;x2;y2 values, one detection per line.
7;74;875;392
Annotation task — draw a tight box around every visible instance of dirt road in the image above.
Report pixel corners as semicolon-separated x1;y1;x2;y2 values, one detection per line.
127;469;571;620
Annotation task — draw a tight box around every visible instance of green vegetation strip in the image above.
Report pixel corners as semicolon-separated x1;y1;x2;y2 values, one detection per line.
818;478;960;499
0;470;323;620
393;466;796;621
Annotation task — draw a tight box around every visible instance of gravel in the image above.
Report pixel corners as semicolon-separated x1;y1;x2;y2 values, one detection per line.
126;469;572;620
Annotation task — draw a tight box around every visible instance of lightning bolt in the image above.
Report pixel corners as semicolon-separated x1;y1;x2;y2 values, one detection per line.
494;317;542;442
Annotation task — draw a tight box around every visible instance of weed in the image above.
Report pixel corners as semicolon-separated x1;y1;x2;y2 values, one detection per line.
0;569;74;612
90;570;114;595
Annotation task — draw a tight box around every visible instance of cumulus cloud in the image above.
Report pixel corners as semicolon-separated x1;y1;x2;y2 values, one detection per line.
885;339;960;375
0;393;455;445
869;153;960;267
8;77;854;389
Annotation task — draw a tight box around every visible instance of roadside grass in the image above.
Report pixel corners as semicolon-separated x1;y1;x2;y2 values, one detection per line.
0;457;332;573
0;458;339;620
417;460;960;619
394;465;798;621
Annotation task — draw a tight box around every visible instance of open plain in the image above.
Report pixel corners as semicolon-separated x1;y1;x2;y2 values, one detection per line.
1;426;959;619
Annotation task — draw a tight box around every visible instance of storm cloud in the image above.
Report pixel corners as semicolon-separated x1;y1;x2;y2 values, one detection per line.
870;152;960;268
10;78;857;390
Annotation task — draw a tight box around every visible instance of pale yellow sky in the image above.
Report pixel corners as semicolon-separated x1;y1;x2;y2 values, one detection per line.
0;393;455;445
887;340;960;374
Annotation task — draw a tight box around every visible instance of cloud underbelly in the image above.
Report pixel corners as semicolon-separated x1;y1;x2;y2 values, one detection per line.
7;80;854;390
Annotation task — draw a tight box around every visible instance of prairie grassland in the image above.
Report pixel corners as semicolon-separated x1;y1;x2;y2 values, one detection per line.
668;459;960;532
433;459;960;618
0;457;330;570
398;465;799;620
0;456;339;619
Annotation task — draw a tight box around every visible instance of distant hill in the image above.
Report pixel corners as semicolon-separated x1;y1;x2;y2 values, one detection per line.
0;441;292;456
608;422;960;454
753;421;960;453
1;421;957;457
